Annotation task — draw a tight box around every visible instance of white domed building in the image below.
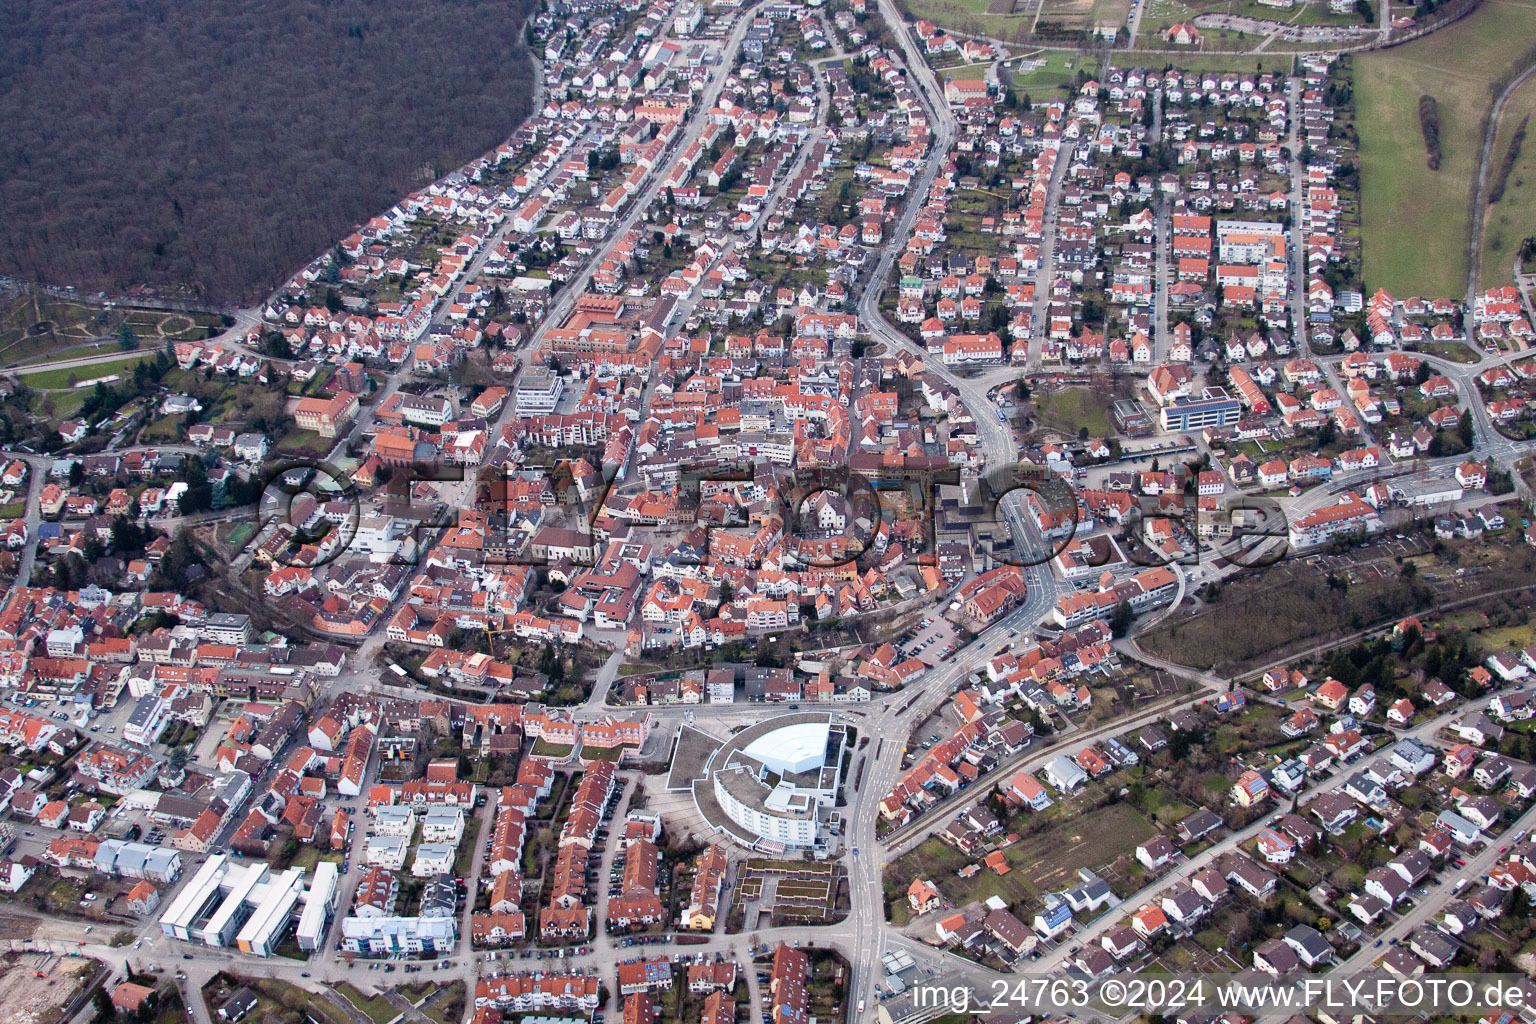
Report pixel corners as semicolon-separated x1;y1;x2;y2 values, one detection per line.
695;712;847;855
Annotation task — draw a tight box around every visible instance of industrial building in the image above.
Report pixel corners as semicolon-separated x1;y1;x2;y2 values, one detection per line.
93;840;182;884
295;861;340;951
1159;387;1242;431
159;854;334;957
1112;399;1152;437
1389;477;1464;507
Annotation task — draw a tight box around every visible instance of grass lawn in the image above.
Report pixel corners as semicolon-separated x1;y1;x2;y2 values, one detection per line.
246;980;351;1024
1418;340;1481;362
1357;0;1536;298
1002;802;1156;895
947;62;991;80
1479;69;1536;290
891;803;1157;909
1033;385;1113;437
1473;621;1536;655
1008;52;1092;95
1089;0;1134;25
532;739;573;758
17;341;124;365
335;981;398;1024
1140;787;1196;826
455;822;479;876
274;428;329;458
30;387;88;426
423;990;465;1024
900;0;1031;37
216;521;258;553
398;981;441;1003
289;844;322;871
0;292;215;366
1038;0;1130;29
17;352;153;389
140;412;187;443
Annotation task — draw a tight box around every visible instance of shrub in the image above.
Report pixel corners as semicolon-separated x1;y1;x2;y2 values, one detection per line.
1419;94;1443;170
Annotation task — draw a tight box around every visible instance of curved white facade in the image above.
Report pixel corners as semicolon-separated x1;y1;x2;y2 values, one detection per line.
741;721;829;775
698;712;846;852
713;771;818;848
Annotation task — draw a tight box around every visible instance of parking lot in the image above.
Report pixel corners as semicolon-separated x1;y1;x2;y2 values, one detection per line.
900;615;962;665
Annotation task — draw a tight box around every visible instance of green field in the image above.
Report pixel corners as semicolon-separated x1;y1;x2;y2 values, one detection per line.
334;982;398;1024
29;388;88;426
900;0;1032;37
1479;70;1536;289
17;352;155;390
947;61;992;80
1419;340;1481;362
1038;0;1133;30
1033;386;1113;437
889;803;1158;912
1357;0;1536;298
1008;53;1092;94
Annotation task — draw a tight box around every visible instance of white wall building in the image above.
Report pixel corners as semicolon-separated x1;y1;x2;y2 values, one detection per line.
420;807;465;845
366;835;410;871
412;843;456;877
341;915;457;956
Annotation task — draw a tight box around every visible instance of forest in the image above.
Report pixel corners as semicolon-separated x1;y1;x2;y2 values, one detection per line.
0;0;535;306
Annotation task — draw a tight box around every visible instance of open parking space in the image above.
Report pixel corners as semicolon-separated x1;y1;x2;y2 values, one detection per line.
900;616;962;664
